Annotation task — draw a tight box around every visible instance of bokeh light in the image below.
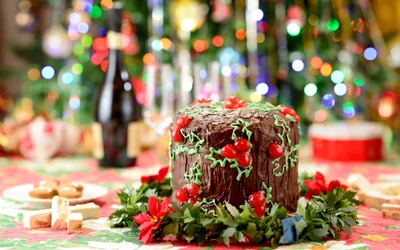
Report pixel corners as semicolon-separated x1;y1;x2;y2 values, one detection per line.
212;36;224;47
69;95;81;110
151;39;163;51
348;85;361;97
327;18;339;31
304;83;317;96
334;83;347;96
320;63;332;76
287;22;300;36
62;72;74;84
250;92;262;102
308;15;318;25
91;53;103;65
101;60;108;72
90;6;102;19
353;78;365;86
77;22;89;33
257;33;265;43
314;109;328;122
364;47;377;61
252;9;264;21
143;53;155;65
236;29;246;40
342;102;354;110
378;100;394;119
221;66;231;76
81;35;93;47
161;38;172;50
72;63;83;74
41;66;55;79
343;106;355;118
292;59;304;72
256;83;269;95
310;57;323;69
27;68;40;81
330;70;344;84
321;94;335;109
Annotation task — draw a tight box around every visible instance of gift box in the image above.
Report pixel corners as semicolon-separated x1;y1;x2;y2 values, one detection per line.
309;122;385;162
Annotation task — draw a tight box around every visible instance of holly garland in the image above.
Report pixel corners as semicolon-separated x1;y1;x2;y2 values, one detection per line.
109;170;360;247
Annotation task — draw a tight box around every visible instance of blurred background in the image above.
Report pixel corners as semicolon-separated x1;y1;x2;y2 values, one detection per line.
1;0;400;160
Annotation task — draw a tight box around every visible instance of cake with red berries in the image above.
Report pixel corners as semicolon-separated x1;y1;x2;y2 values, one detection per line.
169;97;300;213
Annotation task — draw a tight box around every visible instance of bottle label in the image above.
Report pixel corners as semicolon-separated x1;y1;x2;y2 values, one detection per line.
92;122;104;159
127;122;141;158
107;31;123;49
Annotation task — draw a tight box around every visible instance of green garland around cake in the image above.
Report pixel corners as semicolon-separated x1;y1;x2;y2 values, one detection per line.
109;169;360;247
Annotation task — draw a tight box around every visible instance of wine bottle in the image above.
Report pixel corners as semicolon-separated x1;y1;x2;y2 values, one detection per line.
93;2;142;167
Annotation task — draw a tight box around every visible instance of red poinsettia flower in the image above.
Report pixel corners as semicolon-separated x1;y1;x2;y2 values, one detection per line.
303;171;348;199
133;196;172;244
140;166;169;184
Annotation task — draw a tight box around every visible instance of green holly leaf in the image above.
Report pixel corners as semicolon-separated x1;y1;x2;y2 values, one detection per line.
294;219;307;236
221;227;236;246
225;202;240;218
341;216;357;226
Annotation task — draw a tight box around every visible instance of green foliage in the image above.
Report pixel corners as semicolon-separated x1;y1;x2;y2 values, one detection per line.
109;178;360;247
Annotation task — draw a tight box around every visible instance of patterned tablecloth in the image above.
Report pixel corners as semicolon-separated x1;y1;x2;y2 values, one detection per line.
0;151;400;250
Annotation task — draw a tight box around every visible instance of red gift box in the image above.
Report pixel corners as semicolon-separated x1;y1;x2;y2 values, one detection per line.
309;122;385;162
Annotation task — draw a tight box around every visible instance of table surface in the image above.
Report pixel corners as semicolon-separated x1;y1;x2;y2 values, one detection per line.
0;152;400;250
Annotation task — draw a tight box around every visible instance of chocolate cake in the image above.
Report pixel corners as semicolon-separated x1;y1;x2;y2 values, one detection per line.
169;97;300;212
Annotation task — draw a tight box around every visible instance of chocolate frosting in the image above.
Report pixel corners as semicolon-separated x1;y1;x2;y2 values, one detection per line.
170;102;300;212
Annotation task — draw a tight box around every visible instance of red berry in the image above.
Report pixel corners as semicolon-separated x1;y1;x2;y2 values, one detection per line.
248;192;266;207
293;114;300;123
188;197;198;204
224;100;237;109
237;100;248;108
197;98;212;104
176;188;189;202
253;205;266;217
221;144;238;159
177;116;191;128
280;105;297;117
187;183;201;197
234;138;250;152
237;153;251;167
227;96;239;104
171;127;183;143
268;142;284;158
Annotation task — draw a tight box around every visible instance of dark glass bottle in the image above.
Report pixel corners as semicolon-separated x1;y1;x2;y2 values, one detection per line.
93;2;142;167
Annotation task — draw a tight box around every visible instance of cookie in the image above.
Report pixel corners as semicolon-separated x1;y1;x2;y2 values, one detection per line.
58;181;84;192
29;186;57;199
34;180;59;190
58;187;82;199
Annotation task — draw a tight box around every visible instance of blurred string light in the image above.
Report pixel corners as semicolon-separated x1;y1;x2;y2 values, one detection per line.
304;83;317;96
101;0;113;10
353;77;364;86
69;12;81;24
101;60;108;72
256;83;269;95
257;33;265;43
292;59;304;72
90;6;102;19
314;109;327;122
27;68;40;81
69;95;81;110
364;47;377;61
221;66;231;76
81;35;92;47
251;9;264;21
287;22;300;36
143;53;155;65
348;85;361;97
212;36;224;47
250;92;262;102
151;39;163;51
236;29;246;40
343;106;355;118
62;72;74;84
338;50;353;65
334;83;347;96
308;15;318;25
72;63;83;74
41;66;55;79
378;95;395;119
160;38;172;50
326;18;339;31
330;70;344;83
310;56;323;69
200;69;207;79
194;40;208;52
77;22;89;33
91;53;103;65
320;63;332;76
321;94;335;109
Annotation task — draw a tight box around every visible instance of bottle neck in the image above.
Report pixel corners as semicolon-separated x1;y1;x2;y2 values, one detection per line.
107;31;123;50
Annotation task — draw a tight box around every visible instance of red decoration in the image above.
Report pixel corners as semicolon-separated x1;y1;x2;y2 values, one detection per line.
253;205;266;217
176;188;189;202
279;105;300;123
187;183;201;197
237;153;251;167
234;138;250;153
248;192;266;207
268;142;284;159
303;171;348;199
141;166;169;184
177;116;191;128
197;98;212;104
224;99;237;109
221;144;238;159
237;100;248;108
188;197;198;204
133;196;172;244
171;127;183;143
224;96;247;110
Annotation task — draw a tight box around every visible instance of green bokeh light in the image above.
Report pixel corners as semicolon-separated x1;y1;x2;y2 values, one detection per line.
342;102;354;110
354;78;365;86
72;63;83;75
90;6;103;19
327;18;340;31
73;44;84;55
287;23;301;36
79;53;89;62
82;35;93;47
